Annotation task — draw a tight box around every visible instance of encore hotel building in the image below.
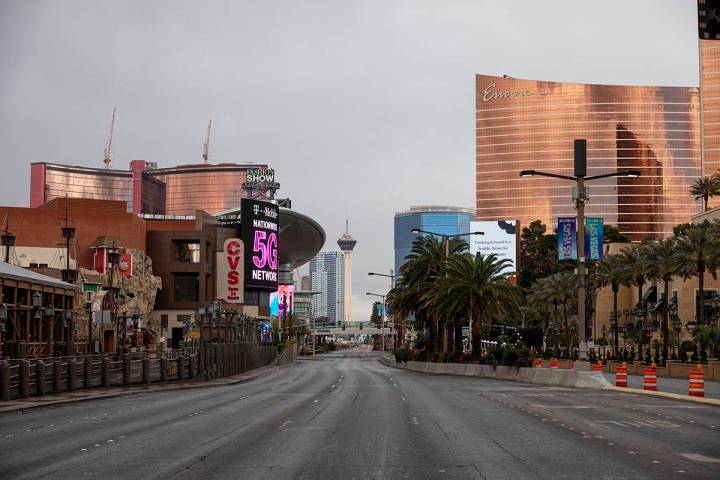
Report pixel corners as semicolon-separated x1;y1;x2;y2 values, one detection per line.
475;74;701;241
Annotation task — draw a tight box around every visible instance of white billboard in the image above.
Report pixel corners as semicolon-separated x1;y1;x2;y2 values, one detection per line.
469;220;518;282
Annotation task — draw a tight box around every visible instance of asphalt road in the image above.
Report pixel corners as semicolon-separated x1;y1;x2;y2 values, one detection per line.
1;350;719;480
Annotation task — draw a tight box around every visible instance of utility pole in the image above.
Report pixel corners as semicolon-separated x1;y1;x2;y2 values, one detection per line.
575;140;588;360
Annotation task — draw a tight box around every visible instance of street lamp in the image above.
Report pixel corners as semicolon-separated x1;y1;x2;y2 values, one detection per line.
519;139;641;361
366;292;387;351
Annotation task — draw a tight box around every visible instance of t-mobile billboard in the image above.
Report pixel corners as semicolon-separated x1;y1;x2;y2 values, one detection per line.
469;220;518;282
241;198;279;290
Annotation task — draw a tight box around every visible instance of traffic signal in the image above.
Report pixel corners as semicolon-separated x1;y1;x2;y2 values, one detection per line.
699;0;720;40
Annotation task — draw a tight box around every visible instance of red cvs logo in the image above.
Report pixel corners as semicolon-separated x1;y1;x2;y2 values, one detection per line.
225;240;242;300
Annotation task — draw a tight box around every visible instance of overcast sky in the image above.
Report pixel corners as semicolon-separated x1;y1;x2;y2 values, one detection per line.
0;0;700;320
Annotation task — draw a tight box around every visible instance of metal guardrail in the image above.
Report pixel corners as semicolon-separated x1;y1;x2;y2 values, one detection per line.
0;343;283;401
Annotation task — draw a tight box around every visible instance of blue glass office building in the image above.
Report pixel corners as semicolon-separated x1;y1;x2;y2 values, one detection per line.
394;206;476;277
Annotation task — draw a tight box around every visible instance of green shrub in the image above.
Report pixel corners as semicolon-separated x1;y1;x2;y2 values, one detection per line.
501;348;519;366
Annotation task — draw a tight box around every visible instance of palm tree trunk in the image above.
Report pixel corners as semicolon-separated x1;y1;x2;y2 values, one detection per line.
454;318;463;361
699;263;706;325
442;322;449;355
563;303;569;353
613;288;619;357
471;312;482;362
662;280;670;361
637;279;644;360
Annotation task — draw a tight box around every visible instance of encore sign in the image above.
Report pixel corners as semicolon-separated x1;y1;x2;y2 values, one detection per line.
217;238;244;303
481;83;551;102
241;198;279;290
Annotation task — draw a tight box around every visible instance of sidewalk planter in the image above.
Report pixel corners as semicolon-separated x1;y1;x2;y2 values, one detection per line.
667;362;697;379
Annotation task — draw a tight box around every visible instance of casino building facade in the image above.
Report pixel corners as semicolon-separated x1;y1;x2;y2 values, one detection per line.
30;160;269;216
475;74;701;241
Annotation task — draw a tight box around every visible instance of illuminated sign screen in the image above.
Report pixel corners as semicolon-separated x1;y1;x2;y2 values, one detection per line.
270;284;295;317
216;238;244;303
241;198;279;290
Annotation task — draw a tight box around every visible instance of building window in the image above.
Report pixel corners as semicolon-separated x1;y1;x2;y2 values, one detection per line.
173;241;200;263
173;273;199;302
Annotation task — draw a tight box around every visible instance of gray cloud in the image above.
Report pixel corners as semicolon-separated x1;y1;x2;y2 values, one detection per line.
0;0;699;319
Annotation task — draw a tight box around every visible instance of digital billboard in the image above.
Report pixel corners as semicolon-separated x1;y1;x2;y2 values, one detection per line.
241;198;279;290
270;284;295;317
469;220;518;282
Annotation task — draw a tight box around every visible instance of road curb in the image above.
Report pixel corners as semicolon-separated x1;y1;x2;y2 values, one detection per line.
602;385;720;407
0;365;278;415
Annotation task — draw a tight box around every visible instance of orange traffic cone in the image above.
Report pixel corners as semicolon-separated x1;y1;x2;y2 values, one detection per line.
688;364;705;397
643;363;657;391
615;362;628;387
534;359;543;368
550;358;559;369
592;361;604;372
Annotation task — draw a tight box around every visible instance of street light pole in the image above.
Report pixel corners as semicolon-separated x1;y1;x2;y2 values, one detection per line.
520;138;640;361
366;292;386;351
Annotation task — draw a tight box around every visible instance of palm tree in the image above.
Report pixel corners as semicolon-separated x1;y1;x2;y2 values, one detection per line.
618;245;648;358
675;222;720;326
429;253;520;362
542;272;576;353
641;238;680;361
690;176;720;211
596;255;628;356
391;235;467;358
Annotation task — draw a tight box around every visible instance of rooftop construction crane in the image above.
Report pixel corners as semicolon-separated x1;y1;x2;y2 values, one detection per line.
202;119;212;163
103;107;116;169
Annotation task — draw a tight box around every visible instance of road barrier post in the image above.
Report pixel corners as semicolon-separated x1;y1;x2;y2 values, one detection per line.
0;361;9;400
615;362;628;387
534;359;543;368
689;364;705;397
592;361;604;372
550;359;559;369
102;355;111;387
37;360;46;395
643;363;657;391
19;360;29;398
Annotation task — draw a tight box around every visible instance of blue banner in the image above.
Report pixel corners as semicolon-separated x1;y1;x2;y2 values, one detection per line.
585;217;604;261
557;217;577;261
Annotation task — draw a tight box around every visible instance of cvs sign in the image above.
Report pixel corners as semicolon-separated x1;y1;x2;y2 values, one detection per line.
216;238;244;303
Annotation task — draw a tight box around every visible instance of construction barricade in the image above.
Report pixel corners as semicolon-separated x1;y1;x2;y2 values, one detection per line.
550;359;559;369
688;364;705;397
615;362;628;387
534;359;543;368
643;364;657;391
592;361;604;372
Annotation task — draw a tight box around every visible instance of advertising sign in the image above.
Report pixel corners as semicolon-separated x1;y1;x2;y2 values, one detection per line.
469;220;518;282
585;217;604;261
557;217;577;261
216;238;244;303
241;199;279;290
270;284;295;317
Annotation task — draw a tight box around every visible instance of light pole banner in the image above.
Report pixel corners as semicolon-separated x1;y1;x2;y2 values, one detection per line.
557;217;577;261
585;217;604;261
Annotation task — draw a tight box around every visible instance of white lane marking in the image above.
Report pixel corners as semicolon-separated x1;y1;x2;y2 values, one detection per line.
107;439;113;443
531;405;599;409
411;417;419;425
331;384;336;389
94;444;101;447
81;448;87;451
680;453;720;463
652;460;660;464
119;436;125;439
592;420;679;428
313;399;319;403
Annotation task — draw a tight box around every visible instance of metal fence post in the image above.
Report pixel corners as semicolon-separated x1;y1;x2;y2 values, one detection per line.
188;354;197;380
142;358;150;384
84;356;92;388
67;358;76;391
37;360;46;395
160;357;167;382
0;361;10;400
177;354;185;381
198;344;205;379
102;355;111;387
19;360;30;398
122;354;130;385
53;360;62;393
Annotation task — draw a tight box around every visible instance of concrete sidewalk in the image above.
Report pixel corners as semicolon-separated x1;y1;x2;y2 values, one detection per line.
601;372;720;399
0;364;278;414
